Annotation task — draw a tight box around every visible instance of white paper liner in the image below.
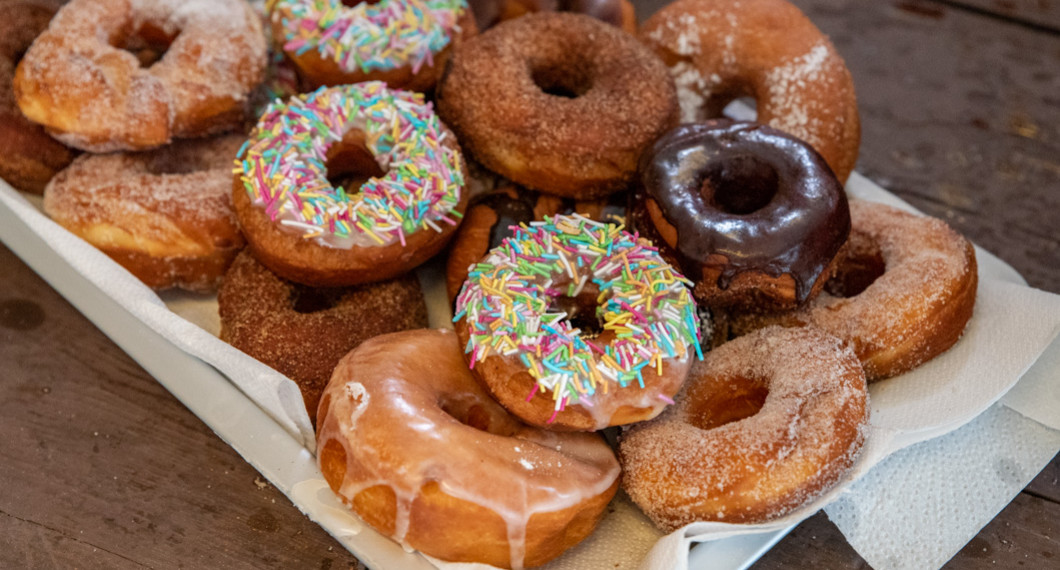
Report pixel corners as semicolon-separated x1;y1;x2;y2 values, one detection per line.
2;170;1059;570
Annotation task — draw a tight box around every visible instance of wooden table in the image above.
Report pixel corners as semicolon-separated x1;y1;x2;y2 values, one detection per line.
2;0;1058;568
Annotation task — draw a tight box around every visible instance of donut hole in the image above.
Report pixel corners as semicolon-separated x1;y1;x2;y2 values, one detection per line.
289;284;345;314
113;23;178;68
341;0;381;6
550;288;604;336
326;130;386;192
531;66;593;99
686;375;768;430
440;397;518;436
825;246;886;298
702;155;779;215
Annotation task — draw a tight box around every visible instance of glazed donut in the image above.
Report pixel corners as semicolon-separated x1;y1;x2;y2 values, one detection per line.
233;82;469;287
316;328;620;568
729;201;978;382
444;184;626;302
0;0;77;194
14;0;267;152
43;135;246;292
472;0;637;32
266;0;477;92
437;13;678;199
620;325;868;528
453;214;701;430
634;120;850;312
218;250;428;426
639;0;860;182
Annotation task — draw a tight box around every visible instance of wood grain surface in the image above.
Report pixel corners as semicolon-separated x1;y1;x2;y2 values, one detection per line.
1;0;1058;569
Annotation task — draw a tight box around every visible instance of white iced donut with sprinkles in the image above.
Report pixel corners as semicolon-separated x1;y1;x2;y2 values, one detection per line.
453;214;702;431
233;82;468;287
266;0;476;91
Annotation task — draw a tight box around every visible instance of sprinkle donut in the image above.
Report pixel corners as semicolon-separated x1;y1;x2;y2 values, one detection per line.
317;328;620;568
620;325;868;528
267;0;477;91
234;82;469;287
639;0;860;182
15;0;267;152
453;214;701;431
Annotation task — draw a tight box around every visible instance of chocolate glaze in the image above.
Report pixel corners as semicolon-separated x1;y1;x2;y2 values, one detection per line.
639;120;850;304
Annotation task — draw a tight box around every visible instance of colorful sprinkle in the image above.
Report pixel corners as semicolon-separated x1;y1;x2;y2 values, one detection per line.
267;0;467;74
454;215;702;416
237;82;464;248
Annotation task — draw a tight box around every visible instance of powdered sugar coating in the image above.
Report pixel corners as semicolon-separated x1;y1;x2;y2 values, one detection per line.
639;0;860;182
619;325;869;529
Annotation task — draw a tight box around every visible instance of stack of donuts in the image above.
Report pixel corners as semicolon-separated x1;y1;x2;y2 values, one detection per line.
3;0;982;567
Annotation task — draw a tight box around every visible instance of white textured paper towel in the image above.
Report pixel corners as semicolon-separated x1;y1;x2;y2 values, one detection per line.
3;171;1060;570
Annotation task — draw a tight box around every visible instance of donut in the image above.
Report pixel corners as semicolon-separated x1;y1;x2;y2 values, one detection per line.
444;184;627;302
233;82;469;287
639;0;860;182
471;0;637;32
436;13;678;199
0;0;77;195
620;325;868;529
14;0;267;152
266;0;477;92
453;214;702;430
43;135;246;292
729;201;978;382
218;250;428;426
633;120;850;312
316;328;621;568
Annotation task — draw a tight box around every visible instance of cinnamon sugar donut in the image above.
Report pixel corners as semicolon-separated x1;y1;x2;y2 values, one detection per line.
43;135;246;292
634;120;850;312
640;0;860;182
437;13;678;199
234;83;468;287
730;201;978;382
15;0;267;152
0;0;77;194
316;328;620;568
218;250;427;426
453;215;701;430
620;325;868;528
266;0;477;92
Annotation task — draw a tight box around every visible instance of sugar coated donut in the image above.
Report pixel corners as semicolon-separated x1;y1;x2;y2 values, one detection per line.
234;82;469;287
43;135;246;292
218;250;427;426
453;214;702;430
634;120;850;312
316;328;620;568
640;0;860;182
730;201;978;381
0;0;77;194
437;13;678;199
267;0;477;91
620;325;868;528
14;0;267;152
444;184;626;302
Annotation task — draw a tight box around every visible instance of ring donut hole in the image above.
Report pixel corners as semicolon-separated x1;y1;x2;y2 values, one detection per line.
702;154;779;215
289;284;347;314
684;374;769;430
548;285;605;336
531;64;594;99
824;240;886;298
111;22;179;69
320;129;387;197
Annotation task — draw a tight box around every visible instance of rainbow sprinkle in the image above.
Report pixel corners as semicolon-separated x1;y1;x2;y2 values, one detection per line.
236;82;464;248
267;0;467;74
454;215;703;416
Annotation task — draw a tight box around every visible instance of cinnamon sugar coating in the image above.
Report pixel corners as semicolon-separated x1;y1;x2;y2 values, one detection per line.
14;0;267;152
640;0;860;182
620;325;868;529
0;0;77;193
437;12;678;198
42;134;246;292
218;250;428;426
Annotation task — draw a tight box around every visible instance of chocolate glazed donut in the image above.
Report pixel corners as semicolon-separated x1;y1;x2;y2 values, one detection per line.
636;120;850;311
